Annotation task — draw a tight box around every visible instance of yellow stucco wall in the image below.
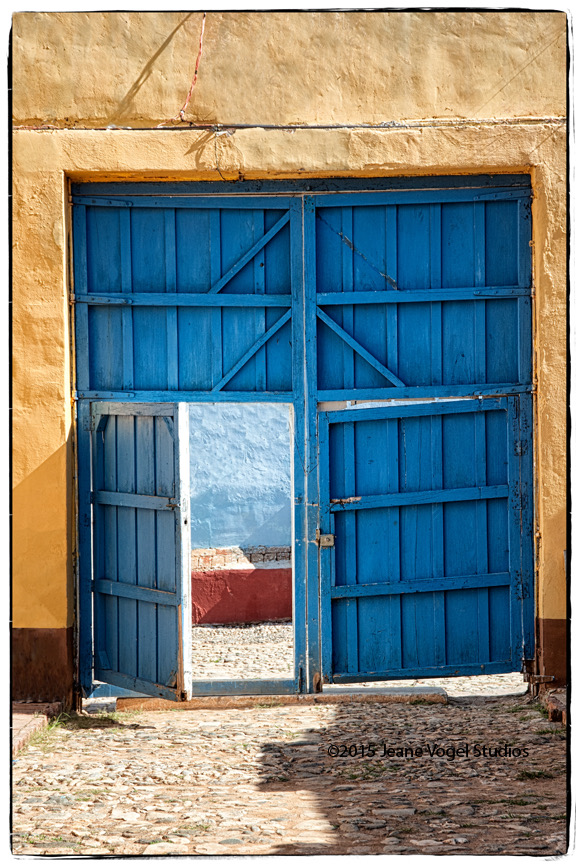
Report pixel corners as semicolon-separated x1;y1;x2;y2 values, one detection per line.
12;12;566;633
13;11;566;127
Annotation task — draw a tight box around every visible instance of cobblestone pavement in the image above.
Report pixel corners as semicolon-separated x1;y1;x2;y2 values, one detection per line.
190;622;528;697
191;622;293;680
12;692;567;856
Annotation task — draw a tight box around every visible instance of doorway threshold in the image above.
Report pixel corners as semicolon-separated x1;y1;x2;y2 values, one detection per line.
114;686;447;712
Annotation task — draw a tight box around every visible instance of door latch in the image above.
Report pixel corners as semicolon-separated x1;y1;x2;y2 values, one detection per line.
316;529;335;548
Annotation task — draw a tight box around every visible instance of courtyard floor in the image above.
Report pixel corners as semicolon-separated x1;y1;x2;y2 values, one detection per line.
12;678;567;857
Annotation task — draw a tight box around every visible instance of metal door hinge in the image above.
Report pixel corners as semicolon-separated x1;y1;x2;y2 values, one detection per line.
315;529;335;548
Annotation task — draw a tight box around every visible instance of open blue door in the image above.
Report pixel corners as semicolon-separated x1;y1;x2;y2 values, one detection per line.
319;397;533;682
90;402;192;700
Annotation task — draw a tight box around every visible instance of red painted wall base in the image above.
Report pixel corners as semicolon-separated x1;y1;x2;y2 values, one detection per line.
192;568;292;624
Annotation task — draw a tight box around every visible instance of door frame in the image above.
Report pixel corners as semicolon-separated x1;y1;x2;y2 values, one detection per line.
73;174;535;699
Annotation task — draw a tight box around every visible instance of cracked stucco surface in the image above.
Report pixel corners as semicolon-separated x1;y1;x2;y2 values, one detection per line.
12;11;566;128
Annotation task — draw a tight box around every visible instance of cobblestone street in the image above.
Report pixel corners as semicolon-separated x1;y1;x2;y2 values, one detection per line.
12;685;567;856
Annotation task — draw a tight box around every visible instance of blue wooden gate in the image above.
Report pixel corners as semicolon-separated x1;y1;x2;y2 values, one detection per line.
73;176;533;697
318;398;533;681
306;188;534;683
73;190;307;698
89;403;192;699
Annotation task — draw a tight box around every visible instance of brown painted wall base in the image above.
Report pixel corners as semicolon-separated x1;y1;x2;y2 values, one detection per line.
12;627;74;706
536;617;567;687
192;568;292;624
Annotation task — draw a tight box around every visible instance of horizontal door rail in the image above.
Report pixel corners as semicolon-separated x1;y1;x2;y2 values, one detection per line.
191;679;299;696
78;390;295;402
330;571;510;598
318;385;530;402
73;293;292;307
332;661;513;683
72;195;294;209
72;174;531;197
329;484;509;511
94;579;178;606
323;396;506;423
317;288;531;304
91;402;175;417
311;187;531;207
94;491;177;510
92;668;180;701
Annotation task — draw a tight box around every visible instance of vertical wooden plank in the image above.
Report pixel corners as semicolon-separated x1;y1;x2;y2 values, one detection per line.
156;411;178;687
342;207;355;388
116;415;138;678
264;209;292;391
518;392;535;662
343;421;359;674
443;408;480;664
101;414;118;672
120;209;134;390
135;415;158;683
176;209;212;390
387;419;402;671
385;206;398;376
176;404;193;698
397;205;432;383
132;208;168;390
290;199;306;689
507;396;524;667
315;206;345;391
210;209;223;388
349;205;387;389
304;195;321;691
431;412;446;667
318;413;334;681
77;401;93;693
92;415;108;672
474;201;487;385
430;203;443;386
73;205;90;391
518;197;533;385
164;209;179;390
475;411;490;663
220;208;258;390
253;210;267;390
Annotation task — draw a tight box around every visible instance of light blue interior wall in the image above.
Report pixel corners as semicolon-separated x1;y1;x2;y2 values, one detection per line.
188;403;292;548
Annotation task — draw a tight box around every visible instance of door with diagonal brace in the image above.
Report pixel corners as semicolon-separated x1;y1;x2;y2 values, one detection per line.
74;177;534;697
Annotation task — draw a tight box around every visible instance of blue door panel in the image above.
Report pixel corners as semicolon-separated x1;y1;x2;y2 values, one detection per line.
319;398;533;682
313;194;531;399
91;404;190;701
76;200;294;396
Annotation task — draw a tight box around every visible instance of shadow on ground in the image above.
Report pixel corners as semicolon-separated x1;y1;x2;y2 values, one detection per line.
255;694;567;856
